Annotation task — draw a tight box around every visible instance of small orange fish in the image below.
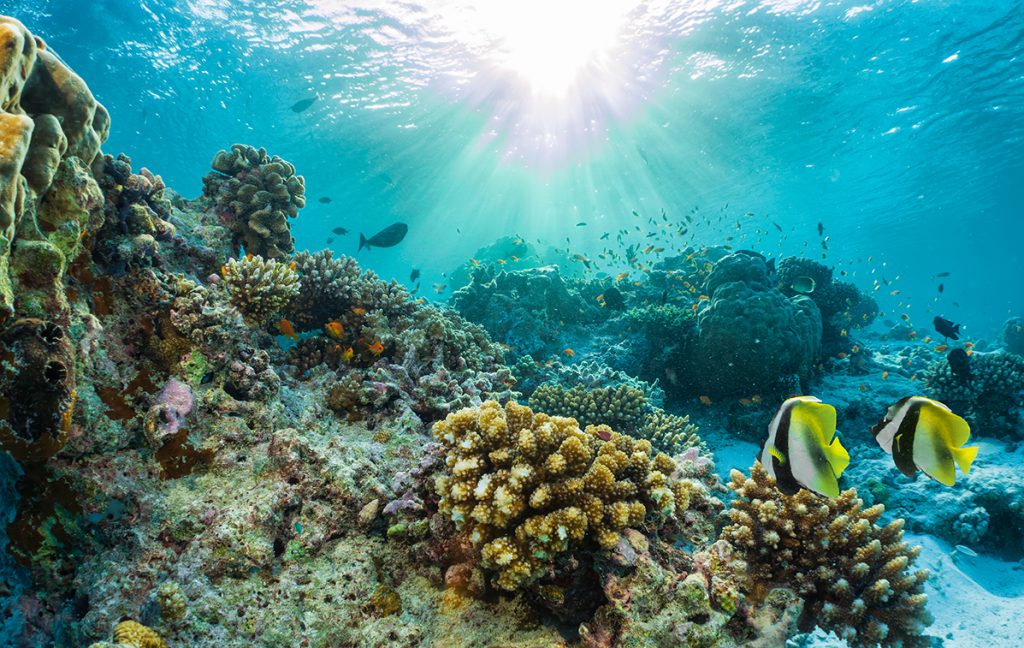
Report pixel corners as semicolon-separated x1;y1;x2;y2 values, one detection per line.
934;344;949;353
910;374;917;381
924;336;932;343
966;349;974;356
699;395;712;405
246;251;255;260
890;289;900;295
341;347;354;362
510;256;520;262
882;371;889;380
908;330;917;339
325;321;344;340
368;340;385;356
964;342;974;349
596;293;605;302
352;307;367;316
221;263;229;276
277;319;298;340
859;383;868;392
691;303;699;313
698;294;710;301
615;272;629;281
289;261;297;271
739;398;752;406
497;259;506;265
563;348;575;357
471;259;480;266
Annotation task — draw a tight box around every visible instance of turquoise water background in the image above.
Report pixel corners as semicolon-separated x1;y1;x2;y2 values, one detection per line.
11;0;1024;336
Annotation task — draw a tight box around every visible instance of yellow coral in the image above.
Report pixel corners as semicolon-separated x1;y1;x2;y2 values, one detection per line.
112;620;167;648
433;400;693;591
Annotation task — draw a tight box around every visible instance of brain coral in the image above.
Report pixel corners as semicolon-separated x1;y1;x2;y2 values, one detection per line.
432;400;694;591
202;143;305;258
722;463;932;647
222;254;300;323
695;252;821;396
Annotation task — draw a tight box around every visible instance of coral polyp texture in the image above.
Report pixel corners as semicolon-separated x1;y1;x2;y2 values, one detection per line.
221;254;300;323
923;351;1024;438
722;462;932;647
202;143;305;258
432;400;695;591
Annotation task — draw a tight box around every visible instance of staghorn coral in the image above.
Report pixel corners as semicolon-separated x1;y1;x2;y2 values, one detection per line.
722;462;932;647
432;400;693;591
202;143;305;258
221;254;299;323
923;351;1024;438
528;383;649;433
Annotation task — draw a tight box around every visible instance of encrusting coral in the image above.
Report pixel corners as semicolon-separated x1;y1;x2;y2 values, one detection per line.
221;254;299;323
202;143;305;258
722;462;932;647
432;400;696;591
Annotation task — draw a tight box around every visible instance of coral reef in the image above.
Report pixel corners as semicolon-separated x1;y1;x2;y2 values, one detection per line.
694;251;822;396
923;351;1024;438
431;400;697;590
528;383;649;432
722;462;932;647
221;254;299;324
636;410;703;456
202;144;305;258
511;356;666;407
1002;316;1024;356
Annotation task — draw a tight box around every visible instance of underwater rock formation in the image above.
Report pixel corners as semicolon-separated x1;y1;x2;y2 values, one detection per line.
201;143;305;258
1002;316;1024;356
694;251;822;396
431;400;700;591
451;265;595;357
722;463;932;647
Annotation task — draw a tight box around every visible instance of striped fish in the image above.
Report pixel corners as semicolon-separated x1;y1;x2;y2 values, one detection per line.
760;396;850;497
871;396;977;486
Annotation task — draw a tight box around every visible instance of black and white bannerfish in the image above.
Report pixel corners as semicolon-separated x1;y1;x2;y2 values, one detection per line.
870;396;977;487
759;396;850;497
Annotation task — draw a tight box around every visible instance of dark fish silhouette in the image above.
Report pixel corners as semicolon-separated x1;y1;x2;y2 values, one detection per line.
603;286;625;310
291;96;318;113
773;222;783;232
319;197;332;204
576;222;587;227
817;222;824;236
933;316;960;340
359;222;408;251
332;227;349;235
938;283;944;293
600;232;610;240
933;272;951;278
766;257;776;276
326;237;335;245
410;268;420;282
947;348;971;382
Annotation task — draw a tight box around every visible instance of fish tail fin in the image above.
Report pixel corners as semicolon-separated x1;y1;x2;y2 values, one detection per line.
952;444;978;475
358;233;367;251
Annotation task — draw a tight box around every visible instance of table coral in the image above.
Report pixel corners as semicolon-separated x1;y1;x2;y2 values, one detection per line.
202;143;305;258
432;400;695;591
722;462;932;647
222;254;299;323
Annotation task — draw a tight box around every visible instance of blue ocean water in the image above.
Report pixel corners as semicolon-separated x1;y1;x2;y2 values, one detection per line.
12;0;1023;336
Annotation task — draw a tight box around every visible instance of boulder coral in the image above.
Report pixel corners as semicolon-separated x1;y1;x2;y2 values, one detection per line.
923;351;1024;439
695;251;822;396
202;143;305;259
722;462;932;647
432;400;697;590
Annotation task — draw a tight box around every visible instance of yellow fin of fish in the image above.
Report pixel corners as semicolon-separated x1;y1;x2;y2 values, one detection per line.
768;445;785;464
914;400;976;486
789;400;848;497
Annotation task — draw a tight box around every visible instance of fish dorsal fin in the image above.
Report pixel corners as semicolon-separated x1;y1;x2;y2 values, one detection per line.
768;445;785;464
919;399;970;447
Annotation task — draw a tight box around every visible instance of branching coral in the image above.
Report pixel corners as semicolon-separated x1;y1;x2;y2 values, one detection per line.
636;410;703;456
923;351;1024;438
528;383;649;432
222;254;299;323
202;144;305;258
432;400;694;591
722;463;932;647
511;356;666;406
